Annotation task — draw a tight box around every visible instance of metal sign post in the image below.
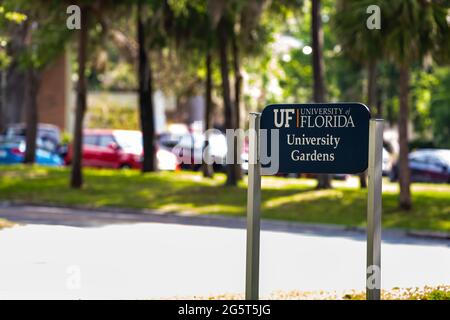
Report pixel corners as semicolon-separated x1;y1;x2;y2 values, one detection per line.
366;119;383;300
245;112;262;300
245;105;383;301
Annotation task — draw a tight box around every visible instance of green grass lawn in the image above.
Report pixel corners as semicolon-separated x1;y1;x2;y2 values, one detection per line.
0;165;449;232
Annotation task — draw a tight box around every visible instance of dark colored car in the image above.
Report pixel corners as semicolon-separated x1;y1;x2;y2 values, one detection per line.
390;149;450;183
4;123;61;146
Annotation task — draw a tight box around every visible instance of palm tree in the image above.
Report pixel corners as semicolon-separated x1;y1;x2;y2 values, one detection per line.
334;0;383;189
335;0;449;205
380;0;450;209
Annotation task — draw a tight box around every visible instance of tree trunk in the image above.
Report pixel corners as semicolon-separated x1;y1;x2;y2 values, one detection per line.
137;1;156;172
4;23;28;129
359;59;378;188
376;86;382;118
202;50;214;178
367;60;377;114
70;6;89;189
23;70;40;164
358;170;368;189
232;33;243;181
312;0;331;189
398;63;412;210
218;18;237;186
4;65;26;126
0;71;6;133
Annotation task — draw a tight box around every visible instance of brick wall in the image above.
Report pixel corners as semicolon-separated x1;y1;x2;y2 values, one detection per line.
37;53;68;130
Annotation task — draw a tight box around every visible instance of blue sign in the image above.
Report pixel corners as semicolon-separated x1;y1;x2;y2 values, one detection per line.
260;103;371;174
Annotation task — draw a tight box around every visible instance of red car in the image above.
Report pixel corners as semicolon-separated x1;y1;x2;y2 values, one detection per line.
65;129;178;170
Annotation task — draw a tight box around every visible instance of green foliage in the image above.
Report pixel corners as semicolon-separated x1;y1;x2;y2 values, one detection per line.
430;67;450;148
380;0;450;65
377;62;399;123
332;0;450;120
0;5;27;24
427;289;450;300
87;102;140;130
0;0;72;71
0;0;447;146
334;0;383;62
278;48;313;103
0;5;25;70
61;132;73;145
342;286;450;300
0;49;11;70
411;69;438;137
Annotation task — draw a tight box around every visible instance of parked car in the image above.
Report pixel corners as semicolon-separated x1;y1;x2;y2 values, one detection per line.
0;137;63;166
4;123;61;146
65;129;178;171
390;149;450;183
158;132;229;171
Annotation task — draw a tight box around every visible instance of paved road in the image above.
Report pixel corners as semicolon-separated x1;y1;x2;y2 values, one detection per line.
0;204;449;299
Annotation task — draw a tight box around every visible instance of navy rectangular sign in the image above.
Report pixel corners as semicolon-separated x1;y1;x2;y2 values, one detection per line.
260;103;371;174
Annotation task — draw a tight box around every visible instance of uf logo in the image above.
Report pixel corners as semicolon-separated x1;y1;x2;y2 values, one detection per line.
273;109;295;128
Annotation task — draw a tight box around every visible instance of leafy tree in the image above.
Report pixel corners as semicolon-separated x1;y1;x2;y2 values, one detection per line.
0;1;69;164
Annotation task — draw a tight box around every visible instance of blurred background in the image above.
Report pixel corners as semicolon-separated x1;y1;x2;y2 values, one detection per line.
0;0;449;229
0;0;449;300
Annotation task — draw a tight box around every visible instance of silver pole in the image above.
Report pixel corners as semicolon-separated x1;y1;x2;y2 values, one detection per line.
245;112;261;300
366;118;383;300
